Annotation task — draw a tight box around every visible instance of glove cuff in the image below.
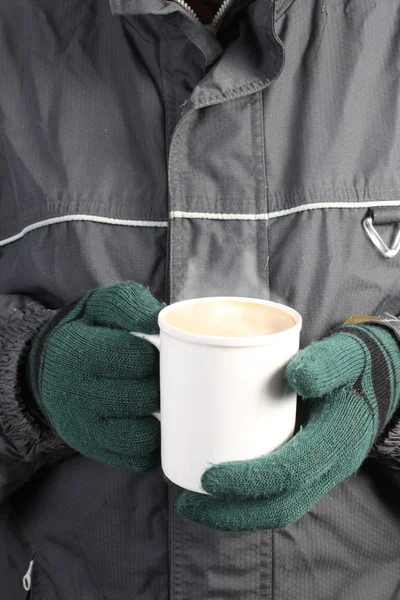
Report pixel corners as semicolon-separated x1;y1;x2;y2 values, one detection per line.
343;319;400;469
337;322;400;436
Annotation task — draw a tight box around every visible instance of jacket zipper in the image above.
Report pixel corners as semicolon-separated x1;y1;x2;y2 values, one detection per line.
23;559;34;592
173;0;238;33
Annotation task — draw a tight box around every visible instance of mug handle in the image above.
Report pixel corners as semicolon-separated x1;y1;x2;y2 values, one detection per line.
130;332;161;422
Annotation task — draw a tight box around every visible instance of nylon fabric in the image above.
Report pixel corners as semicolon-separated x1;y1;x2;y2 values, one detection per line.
10;458;169;599
267;0;400;208
0;1;168;238
0;222;167;306
169;485;273;599
273;464;400;600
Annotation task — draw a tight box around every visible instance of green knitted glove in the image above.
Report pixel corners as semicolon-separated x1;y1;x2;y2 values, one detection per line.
177;323;400;530
26;282;165;471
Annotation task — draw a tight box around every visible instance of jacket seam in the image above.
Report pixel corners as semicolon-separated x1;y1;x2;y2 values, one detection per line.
259;89;270;297
275;0;297;21
0;215;168;248
2;200;400;249
169;200;400;221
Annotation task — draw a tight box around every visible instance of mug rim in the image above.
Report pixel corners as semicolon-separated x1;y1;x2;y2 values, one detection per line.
158;296;302;347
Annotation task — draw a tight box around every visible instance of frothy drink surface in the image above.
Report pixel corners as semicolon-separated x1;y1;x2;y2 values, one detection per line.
163;300;295;337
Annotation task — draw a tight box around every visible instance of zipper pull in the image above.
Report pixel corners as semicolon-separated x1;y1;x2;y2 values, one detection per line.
23;559;34;591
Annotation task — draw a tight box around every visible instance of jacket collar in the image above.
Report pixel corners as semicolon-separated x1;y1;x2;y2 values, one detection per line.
110;0;295;18
109;0;285;109
110;0;188;17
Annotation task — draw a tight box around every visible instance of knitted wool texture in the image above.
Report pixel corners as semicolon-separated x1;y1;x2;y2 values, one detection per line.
27;282;165;471
178;324;400;531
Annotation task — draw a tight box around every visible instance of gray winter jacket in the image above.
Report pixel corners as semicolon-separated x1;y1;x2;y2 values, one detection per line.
1;0;400;598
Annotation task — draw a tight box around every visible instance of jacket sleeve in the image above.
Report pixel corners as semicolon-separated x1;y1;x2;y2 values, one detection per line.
368;319;400;489
371;414;400;489
0;295;72;506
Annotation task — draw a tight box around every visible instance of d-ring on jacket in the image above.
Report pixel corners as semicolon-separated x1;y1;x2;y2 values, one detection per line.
1;0;400;598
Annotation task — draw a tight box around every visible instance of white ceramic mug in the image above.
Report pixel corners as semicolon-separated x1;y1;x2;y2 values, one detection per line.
132;297;302;494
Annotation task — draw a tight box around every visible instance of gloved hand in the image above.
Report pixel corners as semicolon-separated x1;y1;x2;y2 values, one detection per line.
26;282;165;471
177;323;400;530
